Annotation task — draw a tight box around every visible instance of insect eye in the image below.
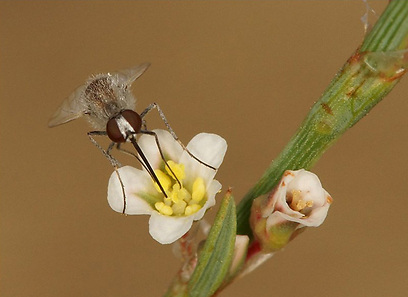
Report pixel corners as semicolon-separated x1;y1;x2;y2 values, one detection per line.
106;118;126;143
121;110;142;134
106;110;142;143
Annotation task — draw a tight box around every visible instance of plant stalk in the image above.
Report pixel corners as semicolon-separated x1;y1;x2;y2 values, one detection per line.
236;0;408;236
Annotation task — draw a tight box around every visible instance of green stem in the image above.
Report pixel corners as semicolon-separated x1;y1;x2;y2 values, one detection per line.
236;0;408;236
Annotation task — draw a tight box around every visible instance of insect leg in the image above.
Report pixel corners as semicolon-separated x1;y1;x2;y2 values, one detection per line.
88;131;122;167
88;131;128;213
140;129;182;187
140;103;216;170
114;169;128;214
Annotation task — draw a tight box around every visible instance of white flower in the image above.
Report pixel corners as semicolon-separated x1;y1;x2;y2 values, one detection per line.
250;169;333;252
262;169;333;229
107;129;227;244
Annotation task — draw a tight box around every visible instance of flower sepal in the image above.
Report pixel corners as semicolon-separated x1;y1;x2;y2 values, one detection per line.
251;197;305;252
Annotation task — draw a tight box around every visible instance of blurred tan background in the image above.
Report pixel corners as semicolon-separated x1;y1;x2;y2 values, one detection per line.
1;1;408;297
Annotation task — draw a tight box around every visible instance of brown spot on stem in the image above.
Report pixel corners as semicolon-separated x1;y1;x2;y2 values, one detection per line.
380;68;407;82
321;103;333;115
346;81;364;98
347;49;364;64
346;88;355;97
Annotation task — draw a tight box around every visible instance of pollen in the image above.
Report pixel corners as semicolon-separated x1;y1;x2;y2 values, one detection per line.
154;161;206;217
289;189;313;212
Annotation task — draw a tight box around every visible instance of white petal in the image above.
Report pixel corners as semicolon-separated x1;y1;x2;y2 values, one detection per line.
299;191;332;227
286;170;326;207
228;235;250;278
107;166;157;215
207;179;222;197
262;178;296;218
273;205;329;227
267;191;330;227
186;133;227;169
180;133;227;185
137;129;184;169
149;212;194;244
300;204;330;227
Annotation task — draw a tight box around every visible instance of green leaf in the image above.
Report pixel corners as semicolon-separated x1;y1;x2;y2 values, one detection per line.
188;191;236;297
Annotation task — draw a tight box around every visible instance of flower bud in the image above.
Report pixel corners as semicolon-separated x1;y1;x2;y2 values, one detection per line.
250;169;333;253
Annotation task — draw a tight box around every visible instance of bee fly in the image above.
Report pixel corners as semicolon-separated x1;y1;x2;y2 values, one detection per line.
48;63;214;213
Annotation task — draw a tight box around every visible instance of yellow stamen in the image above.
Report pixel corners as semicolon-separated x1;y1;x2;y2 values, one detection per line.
188;200;199;206
185;204;201;216
178;187;192;202
164;197;172;206
152;161;206;217
165;160;185;181
171;183;181;203
154;169;171;193
155;202;173;216
172;200;187;215
192;177;205;202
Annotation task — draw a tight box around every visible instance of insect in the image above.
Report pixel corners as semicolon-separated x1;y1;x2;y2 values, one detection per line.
48;63;214;212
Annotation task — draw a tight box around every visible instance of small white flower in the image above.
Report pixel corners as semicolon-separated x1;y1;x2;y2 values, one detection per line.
107;129;227;244
263;169;333;228
250;169;333;252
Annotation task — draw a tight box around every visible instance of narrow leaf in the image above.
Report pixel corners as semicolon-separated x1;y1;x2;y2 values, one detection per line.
188;190;236;297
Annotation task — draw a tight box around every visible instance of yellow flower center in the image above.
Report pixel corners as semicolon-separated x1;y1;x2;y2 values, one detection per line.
153;161;206;217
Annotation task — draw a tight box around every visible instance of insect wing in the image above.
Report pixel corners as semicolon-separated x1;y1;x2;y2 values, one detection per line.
116;63;151;86
48;85;87;127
